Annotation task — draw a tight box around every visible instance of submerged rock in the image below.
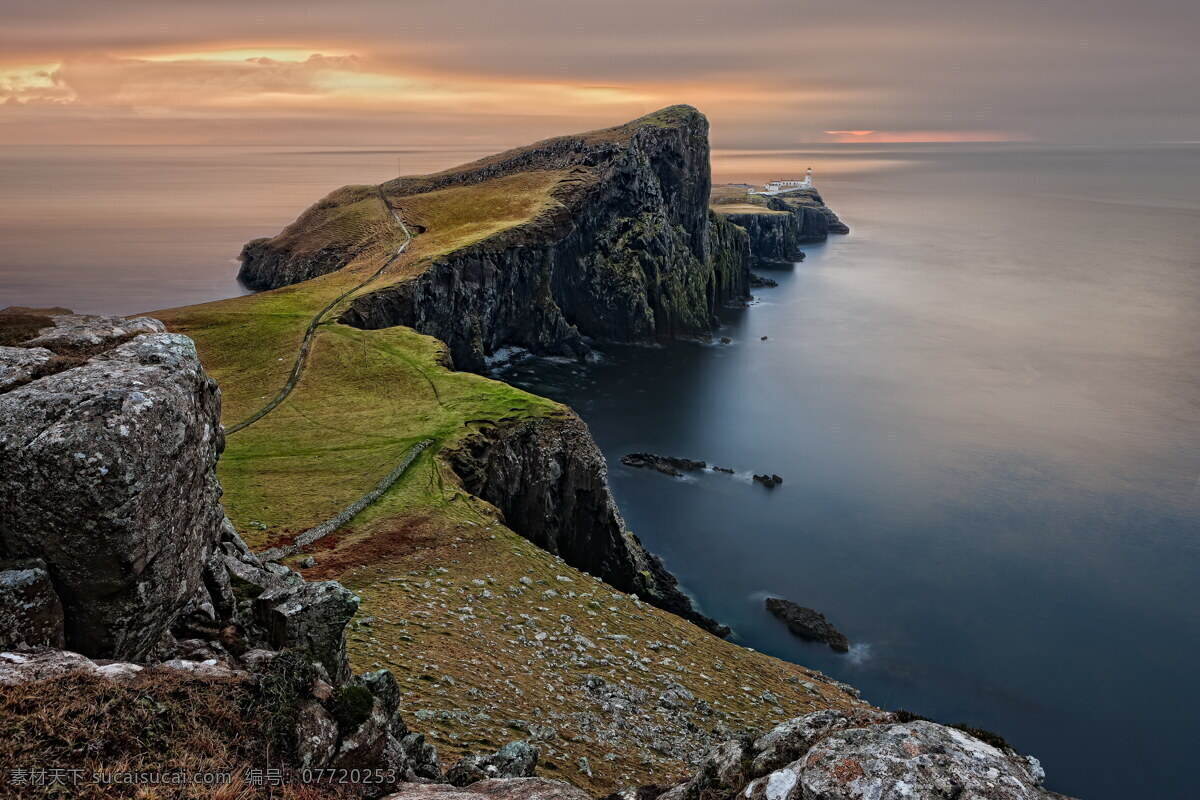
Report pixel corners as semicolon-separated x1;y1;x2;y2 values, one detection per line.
621;452;708;477
765;597;849;653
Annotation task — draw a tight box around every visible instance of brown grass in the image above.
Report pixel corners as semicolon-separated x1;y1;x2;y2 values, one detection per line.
0;312;53;347
0;669;359;799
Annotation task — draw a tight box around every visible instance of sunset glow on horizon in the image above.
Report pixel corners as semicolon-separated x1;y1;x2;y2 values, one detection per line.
2;1;1195;147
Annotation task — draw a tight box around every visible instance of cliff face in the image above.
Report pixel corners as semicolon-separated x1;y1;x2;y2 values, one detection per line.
448;413;728;636
715;209;801;264
765;190;851;242
239;106;751;372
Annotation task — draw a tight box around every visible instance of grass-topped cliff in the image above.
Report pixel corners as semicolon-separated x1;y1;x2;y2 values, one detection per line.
153;107;863;793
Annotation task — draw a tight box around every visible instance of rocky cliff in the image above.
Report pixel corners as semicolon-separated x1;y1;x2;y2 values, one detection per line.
448;414;727;636
240;106;752;372
708;185;847;265
767;188;851;241
712;208;802;264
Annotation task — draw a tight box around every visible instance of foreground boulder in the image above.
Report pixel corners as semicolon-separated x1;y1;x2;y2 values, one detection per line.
0;316;224;660
765;597;850;653
656;710;1074;800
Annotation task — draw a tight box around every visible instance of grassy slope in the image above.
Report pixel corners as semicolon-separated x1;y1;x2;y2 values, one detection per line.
153;120;861;793
709;185;789;217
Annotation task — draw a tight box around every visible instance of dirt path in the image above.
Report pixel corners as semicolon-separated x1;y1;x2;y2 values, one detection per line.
226;189;428;557
226;188;412;435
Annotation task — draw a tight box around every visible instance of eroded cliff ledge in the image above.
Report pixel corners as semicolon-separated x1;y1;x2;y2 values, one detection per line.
239;106;752;372
448;413;728;637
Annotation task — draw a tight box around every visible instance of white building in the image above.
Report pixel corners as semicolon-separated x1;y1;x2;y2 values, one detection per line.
752;168;813;195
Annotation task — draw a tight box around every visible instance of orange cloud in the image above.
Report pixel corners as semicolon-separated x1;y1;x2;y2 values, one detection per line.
822;129;1031;143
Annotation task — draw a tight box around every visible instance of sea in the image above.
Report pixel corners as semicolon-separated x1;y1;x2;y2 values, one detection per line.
2;142;1198;800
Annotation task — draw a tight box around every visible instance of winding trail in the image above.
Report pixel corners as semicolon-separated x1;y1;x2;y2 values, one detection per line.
226;188;412;435
224;188;427;559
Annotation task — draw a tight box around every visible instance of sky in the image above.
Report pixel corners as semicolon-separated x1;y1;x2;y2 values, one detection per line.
1;0;1197;147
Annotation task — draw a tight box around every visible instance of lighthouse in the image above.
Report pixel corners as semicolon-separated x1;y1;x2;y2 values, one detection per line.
756;168;815;195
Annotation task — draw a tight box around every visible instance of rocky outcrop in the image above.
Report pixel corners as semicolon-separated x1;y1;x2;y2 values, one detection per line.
449;413;728;637
765;597;849;653
384;778;591;800
0;315;224;660
768;189;851;241
0;558;64;650
242;107;752;372
446;741;541;787
654;710;1074;800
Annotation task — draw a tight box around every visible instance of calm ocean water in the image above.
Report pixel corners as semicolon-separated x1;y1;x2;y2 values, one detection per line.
3;143;1199;799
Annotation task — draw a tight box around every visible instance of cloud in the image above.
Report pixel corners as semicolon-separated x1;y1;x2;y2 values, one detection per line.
0;0;1197;145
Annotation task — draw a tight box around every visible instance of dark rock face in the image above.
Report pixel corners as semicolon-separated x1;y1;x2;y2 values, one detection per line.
0;558;64;650
0;319;225;660
657;710;1073;800
621;452;707;477
449;413;728;637
765;597;849;653
768;189;850;241
719;210;803;264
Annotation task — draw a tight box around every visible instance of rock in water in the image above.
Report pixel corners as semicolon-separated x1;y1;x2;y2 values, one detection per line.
0;316;224;660
621;452;708;477
765;597;850;653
